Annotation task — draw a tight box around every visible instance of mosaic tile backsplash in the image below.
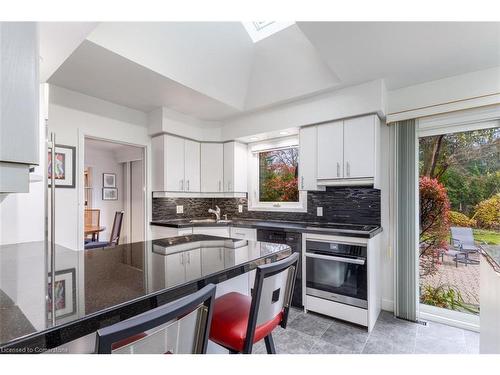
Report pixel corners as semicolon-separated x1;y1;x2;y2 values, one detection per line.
152;187;381;225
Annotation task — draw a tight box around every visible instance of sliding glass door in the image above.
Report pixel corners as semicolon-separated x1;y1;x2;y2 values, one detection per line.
418;122;499;328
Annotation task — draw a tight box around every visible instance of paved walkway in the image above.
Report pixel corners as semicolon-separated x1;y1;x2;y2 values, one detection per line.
420;250;480;307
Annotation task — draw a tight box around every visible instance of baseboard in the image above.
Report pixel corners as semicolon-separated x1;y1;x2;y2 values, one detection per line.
381;298;394;312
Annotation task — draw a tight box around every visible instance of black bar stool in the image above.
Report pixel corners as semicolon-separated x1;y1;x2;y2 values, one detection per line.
209;253;299;354
95;284;216;354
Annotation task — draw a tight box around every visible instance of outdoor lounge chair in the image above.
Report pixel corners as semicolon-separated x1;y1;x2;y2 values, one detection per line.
448;226;482;267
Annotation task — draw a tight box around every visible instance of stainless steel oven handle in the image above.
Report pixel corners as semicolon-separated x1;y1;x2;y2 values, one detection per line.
305;252;366;265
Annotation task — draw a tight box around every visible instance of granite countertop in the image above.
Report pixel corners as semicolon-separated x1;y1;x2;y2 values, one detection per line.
150;217;383;238
482;245;500;273
0;236;291;352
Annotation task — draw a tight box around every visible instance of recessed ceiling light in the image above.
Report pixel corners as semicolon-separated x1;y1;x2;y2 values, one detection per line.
279;131;289;135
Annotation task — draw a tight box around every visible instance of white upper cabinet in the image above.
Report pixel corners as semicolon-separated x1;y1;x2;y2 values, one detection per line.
0;22;39;193
152;136;247;196
152;134;200;192
343;116;376;179
223;141;247;192
317;121;343;180
201;143;224;192
184;139;200;192
165;135;185;191
299;126;324;191
300;114;381;189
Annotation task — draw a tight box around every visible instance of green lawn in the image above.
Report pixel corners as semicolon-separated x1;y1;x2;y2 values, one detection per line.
473;229;500;245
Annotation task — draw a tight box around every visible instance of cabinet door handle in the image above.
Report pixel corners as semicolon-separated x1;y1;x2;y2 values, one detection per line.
180;180;184;191
301;176;304;189
346;162;350;177
336;162;340;177
187;252;191;264
180;254;184;264
186;180;190;191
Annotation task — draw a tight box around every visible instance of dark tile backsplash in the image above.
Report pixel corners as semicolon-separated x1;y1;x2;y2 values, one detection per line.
152;187;380;225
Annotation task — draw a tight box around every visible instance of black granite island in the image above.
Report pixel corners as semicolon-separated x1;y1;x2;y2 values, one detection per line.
0;235;291;353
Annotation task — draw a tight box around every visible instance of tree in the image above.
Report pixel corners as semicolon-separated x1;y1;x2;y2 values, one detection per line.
419;176;451;276
473;194;500;230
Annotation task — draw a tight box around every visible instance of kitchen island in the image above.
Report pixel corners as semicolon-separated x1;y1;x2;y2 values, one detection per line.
0;235;291;353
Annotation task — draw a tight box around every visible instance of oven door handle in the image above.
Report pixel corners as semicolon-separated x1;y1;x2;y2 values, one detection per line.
305;252;366;265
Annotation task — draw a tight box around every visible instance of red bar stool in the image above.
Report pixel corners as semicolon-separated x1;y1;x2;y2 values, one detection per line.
209;253;299;354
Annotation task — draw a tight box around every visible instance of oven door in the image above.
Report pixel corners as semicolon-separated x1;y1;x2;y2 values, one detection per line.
305;250;367;309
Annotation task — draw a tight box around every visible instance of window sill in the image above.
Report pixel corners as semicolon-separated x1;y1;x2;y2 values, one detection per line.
247;204;307;213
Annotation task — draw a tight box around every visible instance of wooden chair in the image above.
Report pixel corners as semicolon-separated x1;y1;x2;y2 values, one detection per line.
85;211;124;250
95;284;216;354
84;209;100;241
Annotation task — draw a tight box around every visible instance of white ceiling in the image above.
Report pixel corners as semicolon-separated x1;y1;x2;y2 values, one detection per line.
297;22;500;90
48;40;240;119
47;22;500;121
39;22;98;83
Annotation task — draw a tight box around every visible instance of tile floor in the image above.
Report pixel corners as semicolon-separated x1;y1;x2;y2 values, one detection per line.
251;309;480;354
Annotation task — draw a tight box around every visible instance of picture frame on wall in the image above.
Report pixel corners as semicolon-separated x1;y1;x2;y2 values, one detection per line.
102;188;118;200
48;145;76;188
48;268;76;320
102;173;116;188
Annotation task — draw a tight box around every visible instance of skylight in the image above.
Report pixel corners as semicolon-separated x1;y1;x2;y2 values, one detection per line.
242;22;295;43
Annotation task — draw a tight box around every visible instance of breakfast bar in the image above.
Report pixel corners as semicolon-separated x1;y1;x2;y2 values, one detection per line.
0;235;291;353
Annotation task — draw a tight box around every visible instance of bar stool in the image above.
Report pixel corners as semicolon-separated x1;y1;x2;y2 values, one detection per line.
95;284;216;354
209;253;299;354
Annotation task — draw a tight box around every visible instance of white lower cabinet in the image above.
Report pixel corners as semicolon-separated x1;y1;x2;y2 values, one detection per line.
165;252;186;287
151;226;193;240
184;249;201;280
201;247;225;276
229;227;256;240
192;226;230;238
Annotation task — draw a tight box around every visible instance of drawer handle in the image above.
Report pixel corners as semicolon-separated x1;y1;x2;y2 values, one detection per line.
234;232;246;236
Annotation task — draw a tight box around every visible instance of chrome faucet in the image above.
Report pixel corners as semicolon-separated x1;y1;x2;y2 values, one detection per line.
208;205;221;221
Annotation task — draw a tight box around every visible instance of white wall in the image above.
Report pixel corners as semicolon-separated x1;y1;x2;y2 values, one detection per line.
220;80;386;141
387;66;500;115
148;107;222;141
84;145;124;242
48;85;150;251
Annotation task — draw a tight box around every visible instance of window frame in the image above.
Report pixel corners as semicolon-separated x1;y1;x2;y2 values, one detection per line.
247;137;307;213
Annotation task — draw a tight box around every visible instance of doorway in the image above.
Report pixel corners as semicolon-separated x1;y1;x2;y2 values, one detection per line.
83;137;146;248
417;119;499;330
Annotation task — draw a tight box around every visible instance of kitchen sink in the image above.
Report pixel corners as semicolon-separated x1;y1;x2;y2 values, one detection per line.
188;219;232;224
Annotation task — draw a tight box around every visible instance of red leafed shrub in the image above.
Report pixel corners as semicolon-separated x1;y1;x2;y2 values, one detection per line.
419;176;451;276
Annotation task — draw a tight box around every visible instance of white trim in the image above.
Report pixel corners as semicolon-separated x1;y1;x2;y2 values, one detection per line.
419;304;480;332
247;137;306;213
78;132;148;251
387;93;500;123
418;104;500;137
152;191;247;199
249;135;298;152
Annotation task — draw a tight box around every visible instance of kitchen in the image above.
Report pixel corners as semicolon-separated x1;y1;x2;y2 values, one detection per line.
1;13;499;364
